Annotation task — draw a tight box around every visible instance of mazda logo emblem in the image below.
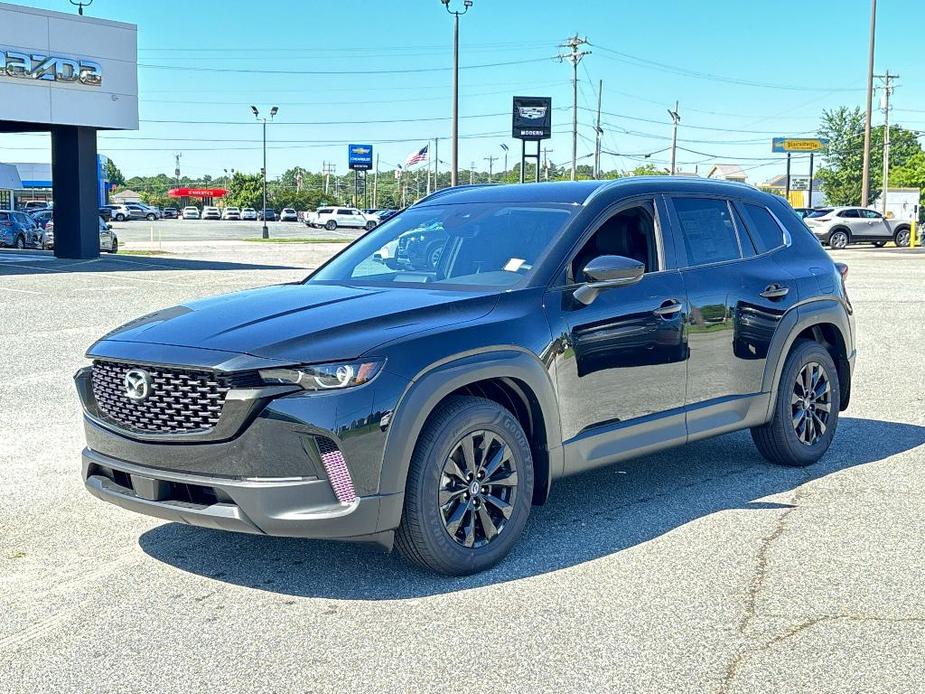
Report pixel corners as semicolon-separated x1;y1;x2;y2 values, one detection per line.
123;368;153;401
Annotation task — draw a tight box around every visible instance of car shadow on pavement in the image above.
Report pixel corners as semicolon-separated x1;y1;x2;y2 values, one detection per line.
138;416;925;599
0;251;301;275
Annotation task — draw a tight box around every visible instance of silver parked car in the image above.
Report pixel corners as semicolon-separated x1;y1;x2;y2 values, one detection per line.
804;206;912;248
44;216;118;253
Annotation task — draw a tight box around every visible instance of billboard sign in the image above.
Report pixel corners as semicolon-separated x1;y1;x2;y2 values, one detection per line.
772;137;829;153
348;144;373;171
512;96;552;140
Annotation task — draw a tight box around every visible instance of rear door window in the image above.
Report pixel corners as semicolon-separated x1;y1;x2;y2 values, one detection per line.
839;209;859;218
671;197;742;267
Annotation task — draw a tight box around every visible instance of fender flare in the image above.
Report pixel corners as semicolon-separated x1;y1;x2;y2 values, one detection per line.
760;297;853;420
376;348;563;529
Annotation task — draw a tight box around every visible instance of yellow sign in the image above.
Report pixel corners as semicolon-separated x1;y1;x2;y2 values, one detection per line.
771;137;829;153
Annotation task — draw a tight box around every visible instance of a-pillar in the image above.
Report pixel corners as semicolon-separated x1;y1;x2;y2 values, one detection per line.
51;125;100;259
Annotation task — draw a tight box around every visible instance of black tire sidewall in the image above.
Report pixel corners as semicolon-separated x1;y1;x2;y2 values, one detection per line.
773;341;840;465
402;397;534;575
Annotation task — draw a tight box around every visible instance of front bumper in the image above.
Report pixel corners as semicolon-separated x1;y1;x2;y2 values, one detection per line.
76;357;411;541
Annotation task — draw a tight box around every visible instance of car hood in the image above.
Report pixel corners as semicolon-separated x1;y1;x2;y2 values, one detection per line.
90;282;499;365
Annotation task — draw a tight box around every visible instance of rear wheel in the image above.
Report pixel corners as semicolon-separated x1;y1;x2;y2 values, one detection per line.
146;213;156;221
751;340;839;467
395;395;534;575
108;237;118;254
325;220;337;231
15;235;25;249
894;227;911;248
828;229;849;249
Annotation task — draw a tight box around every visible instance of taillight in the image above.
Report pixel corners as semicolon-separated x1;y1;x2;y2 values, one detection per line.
835;262;848;281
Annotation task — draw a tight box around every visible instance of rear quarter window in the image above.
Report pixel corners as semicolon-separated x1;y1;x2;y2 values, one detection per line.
740;203;785;254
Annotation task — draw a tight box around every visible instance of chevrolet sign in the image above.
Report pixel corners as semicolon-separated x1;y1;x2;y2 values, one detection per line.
1;49;103;87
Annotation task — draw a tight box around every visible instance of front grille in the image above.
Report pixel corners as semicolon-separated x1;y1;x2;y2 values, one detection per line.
91;360;259;434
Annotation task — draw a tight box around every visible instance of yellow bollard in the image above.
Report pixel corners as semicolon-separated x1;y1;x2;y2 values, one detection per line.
911;220;919;248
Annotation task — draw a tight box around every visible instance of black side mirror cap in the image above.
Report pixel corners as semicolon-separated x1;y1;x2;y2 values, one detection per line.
573;255;645;305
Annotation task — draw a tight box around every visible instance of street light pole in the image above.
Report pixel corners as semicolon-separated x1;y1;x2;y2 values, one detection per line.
251;105;278;239
441;0;473;188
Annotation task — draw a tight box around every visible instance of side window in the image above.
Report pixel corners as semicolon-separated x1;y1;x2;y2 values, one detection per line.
861;209;882;219
741;203;785;254
569;201;659;283
672;197;741;267
731;205;756;257
337;209;351;216
839;209;859;218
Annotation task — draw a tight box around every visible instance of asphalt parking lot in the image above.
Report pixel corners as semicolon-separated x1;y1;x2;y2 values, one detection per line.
110;218;363;243
1;243;923;692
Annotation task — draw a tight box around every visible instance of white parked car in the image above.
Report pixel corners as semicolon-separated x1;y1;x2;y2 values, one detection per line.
181;206;200;220
241;207;258;220
279;207;298;222
308;206;376;231
202;206;221;220
222;206;241;220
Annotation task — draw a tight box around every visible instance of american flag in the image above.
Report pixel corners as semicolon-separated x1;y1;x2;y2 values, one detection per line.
404;145;429;167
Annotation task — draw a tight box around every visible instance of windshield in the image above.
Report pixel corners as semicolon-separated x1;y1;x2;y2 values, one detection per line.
308;202;578;289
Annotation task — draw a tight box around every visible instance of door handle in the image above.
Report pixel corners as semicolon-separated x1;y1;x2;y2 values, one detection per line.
653;300;683;318
760;283;790;299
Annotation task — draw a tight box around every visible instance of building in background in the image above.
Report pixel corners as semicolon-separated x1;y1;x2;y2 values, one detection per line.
872;188;921;221
761;174;826;208
706;164;747;183
5;157;112;208
0;163;22;210
110;188;142;204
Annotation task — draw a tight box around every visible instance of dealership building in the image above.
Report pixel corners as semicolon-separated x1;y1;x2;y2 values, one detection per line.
0;1;137;258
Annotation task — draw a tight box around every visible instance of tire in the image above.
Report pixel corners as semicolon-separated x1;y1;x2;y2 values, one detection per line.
751;339;840;467
15;235;25;249
115;214;125;222
108;237;118;254
146;213;156;221
827;229;849;249
325;220;337;231
365;220;377;231
894;227;911;248
873;240;887;248
395;395;534;576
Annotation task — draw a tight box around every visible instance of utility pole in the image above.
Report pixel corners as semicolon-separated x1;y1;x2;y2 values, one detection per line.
500;143;509;176
668;101;680;175
434;138;439;191
861;0;877;207
469;161;475;185
558;35;591;181
542;147;554;181
876;70;898;215
484;155;498;182
174;153;181;190
373;154;379;208
594;80;603;179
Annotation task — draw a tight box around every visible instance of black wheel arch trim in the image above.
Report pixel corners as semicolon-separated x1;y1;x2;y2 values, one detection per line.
376;347;563;530
760;297;854;421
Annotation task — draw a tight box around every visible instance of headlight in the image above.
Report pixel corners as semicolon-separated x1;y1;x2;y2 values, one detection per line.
259;360;384;391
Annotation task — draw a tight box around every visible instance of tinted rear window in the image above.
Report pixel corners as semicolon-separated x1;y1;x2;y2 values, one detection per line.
741;204;785;254
672;197;741;267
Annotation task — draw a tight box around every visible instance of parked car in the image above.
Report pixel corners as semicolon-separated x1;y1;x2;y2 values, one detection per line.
279;207;298;222
792;207;815;219
221;206;241;220
125;203;160;221
163;207;179;219
804;206;913;248
241;207;258;220
103;204;134;222
182;206;201;220
29;208;54;229
202;206;221;220
44;216;118;253
257;208;277;221
99;207;112;222
21;200;50;212
308;206;376;230
76;179;855;576
0;210;43;248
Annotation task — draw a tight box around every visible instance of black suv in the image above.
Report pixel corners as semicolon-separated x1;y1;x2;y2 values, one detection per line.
76;179;855;575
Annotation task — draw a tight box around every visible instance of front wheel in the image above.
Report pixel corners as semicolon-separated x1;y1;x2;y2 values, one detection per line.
894;228;911;248
751;340;840;467
325;220;337;231
828;229;849;249
395;395;534;575
107;237;118;254
146;213;156;221
15;235;25;249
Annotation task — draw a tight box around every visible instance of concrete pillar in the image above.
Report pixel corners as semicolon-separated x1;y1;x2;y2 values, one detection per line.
51;125;100;259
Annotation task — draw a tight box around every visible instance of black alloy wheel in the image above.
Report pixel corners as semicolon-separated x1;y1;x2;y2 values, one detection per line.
828;229;849;249
439;429;518;549
790;361;832;446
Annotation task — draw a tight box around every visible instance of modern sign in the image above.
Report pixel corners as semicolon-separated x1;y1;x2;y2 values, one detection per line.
1;48;102;86
512;96;552;140
771;137;829;153
348;144;373;171
0;3;138;130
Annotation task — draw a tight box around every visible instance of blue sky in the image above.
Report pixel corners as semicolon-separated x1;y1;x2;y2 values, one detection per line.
2;0;924;185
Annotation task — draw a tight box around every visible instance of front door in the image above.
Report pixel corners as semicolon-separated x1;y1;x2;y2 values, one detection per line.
856;208;892;238
546;199;688;446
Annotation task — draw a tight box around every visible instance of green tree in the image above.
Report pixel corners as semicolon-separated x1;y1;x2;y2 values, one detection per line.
625;163;666;176
105;158;125;187
227;172;264;209
817;106;923;205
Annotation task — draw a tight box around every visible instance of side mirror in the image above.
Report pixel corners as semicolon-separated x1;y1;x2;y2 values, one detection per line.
573;255;645;305
107;224;113;230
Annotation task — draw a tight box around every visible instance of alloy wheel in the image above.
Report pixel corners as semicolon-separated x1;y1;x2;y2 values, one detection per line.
439;429;518;549
830;231;848;249
895;229;910;247
791;361;832;446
